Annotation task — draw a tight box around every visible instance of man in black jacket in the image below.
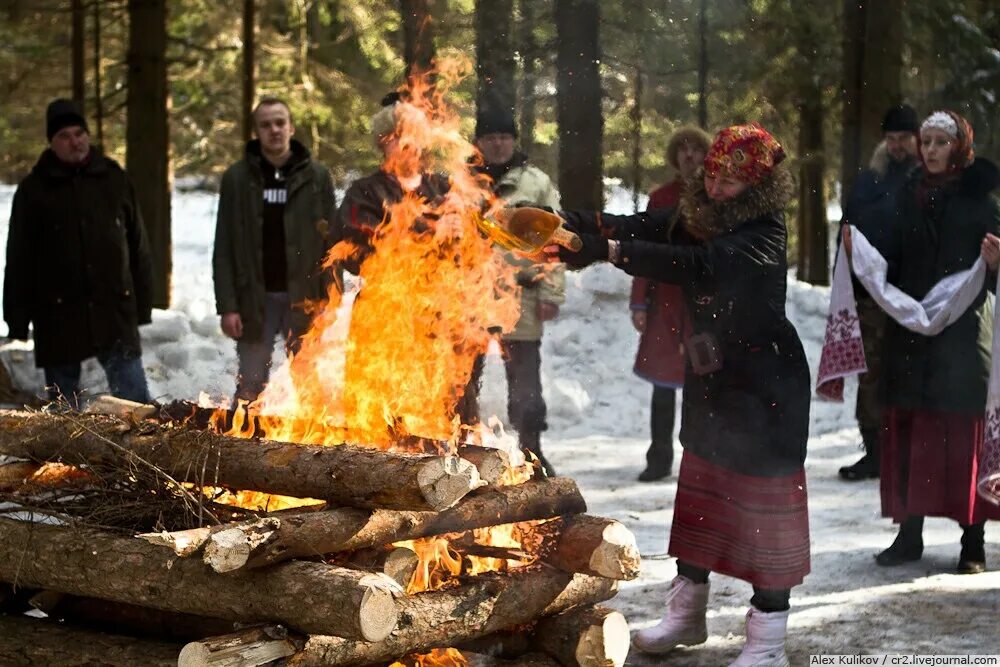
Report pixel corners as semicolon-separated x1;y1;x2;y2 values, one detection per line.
4;99;154;408
213;97;338;403
838;104;920;481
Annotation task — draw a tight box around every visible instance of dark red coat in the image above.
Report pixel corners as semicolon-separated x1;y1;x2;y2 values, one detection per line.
630;179;690;386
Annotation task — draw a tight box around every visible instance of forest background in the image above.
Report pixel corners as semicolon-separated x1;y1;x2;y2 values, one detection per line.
1;0;999;305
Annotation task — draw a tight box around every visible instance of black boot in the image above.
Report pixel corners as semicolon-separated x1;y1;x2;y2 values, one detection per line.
876;516;924;566
839;429;880;480
639;387;675;482
958;523;986;574
521;432;556;477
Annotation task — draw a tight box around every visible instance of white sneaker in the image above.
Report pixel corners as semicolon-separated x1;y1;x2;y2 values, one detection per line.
632;575;710;654
728;606;790;667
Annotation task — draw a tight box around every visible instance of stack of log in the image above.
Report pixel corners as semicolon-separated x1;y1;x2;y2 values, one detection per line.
0;407;638;667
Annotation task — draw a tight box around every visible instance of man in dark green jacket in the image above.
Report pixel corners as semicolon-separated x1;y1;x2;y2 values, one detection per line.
4;99;154;408
213;97;339;403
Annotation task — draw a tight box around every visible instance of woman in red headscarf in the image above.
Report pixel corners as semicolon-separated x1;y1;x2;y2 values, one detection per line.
854;110;1000;574
554;124;808;667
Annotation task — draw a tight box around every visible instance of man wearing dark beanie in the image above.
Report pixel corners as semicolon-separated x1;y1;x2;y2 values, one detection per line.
4;98;154;408
470;104;564;476
837;103;920;481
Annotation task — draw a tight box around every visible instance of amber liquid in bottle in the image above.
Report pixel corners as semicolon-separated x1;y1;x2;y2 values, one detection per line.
476;207;582;254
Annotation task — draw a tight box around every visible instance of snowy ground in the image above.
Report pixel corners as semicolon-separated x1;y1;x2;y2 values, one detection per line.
1;186;998;661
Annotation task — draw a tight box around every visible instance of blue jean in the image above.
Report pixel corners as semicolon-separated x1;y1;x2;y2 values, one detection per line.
44;343;151;409
235;292;298;403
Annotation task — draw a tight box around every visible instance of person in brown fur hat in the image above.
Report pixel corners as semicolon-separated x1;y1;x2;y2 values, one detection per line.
553;123;809;667
631;125;711;482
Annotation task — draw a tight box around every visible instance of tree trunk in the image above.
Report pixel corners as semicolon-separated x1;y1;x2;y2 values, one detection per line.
72;0;86;112
696;0;708;128
401;0;435;81
839;0;865;212
859;0;903;163
178;626;300;667
0;409;482;511
797;88;829;286
533;605;629;667
0;518;399;641
555;0;602;209
476;0;516;119
139;477;587;570
517;0;539;157
93;0;105;147
285;569;618;666
126;0;171;308
630;66;643;213
242;0;256;143
0;615;180;667
547;515;640;580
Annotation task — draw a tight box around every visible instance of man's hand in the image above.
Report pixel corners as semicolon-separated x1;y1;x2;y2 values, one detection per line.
982;233;1000;271
221;312;243;339
631;310;647;333
538;302;559;322
557;234;609;269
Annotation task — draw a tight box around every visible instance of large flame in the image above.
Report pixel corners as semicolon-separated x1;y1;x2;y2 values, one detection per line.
222;56;520;453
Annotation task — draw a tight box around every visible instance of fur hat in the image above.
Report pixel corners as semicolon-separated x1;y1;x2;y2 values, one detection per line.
882;104;919;133
704;123;785;185
46;98;89;141
666;126;712;169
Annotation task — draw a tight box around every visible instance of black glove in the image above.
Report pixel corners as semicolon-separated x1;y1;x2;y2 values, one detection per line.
559;233;608;269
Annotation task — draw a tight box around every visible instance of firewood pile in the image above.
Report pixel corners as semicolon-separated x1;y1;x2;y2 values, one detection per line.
0;404;638;667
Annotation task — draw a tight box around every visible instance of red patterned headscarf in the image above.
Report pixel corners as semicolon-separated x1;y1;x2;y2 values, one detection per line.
703;123;786;185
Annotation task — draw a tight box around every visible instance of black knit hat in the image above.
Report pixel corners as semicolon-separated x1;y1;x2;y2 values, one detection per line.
882;104;919;133
475;107;517;139
46;98;89;141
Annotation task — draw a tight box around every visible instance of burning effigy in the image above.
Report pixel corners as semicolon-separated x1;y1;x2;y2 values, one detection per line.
0;61;634;667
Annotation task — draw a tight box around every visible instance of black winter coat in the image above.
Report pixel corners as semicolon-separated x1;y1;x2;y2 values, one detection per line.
4;149;154;367
880;158;1000;414
561;169;810;477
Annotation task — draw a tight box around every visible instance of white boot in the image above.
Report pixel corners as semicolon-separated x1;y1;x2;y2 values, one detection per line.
728;606;790;667
632;575;709;654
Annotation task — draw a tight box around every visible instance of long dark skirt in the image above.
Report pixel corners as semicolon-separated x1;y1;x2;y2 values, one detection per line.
881;407;1000;525
668;451;811;589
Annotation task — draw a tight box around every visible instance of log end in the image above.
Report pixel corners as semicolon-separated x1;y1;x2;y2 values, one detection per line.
416;456;483;511
357;575;401;642
576;610;630;667
589;522;641;580
383;547;420;589
138;527;212;558
203;519;280;573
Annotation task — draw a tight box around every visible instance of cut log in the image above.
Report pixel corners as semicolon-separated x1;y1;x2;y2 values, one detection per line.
533;605;630;667
178;625;301;667
0;517;399;641
456;445;512;485
140;477;587;571
33;592;237;641
0;614;180;666
0;409;481;511
285;568;618;667
546;516;640;580
82;394;158;419
341;546;420;589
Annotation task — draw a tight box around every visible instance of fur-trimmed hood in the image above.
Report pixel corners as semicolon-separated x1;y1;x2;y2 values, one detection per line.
677;164;795;241
869;141;890;179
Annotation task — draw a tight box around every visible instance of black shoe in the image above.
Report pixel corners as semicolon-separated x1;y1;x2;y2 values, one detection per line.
637;466;671;482
876;517;924;566
839;453;880;481
958;523;986;574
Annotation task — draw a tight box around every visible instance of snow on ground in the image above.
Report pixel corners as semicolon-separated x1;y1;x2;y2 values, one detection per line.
2;186;998;659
